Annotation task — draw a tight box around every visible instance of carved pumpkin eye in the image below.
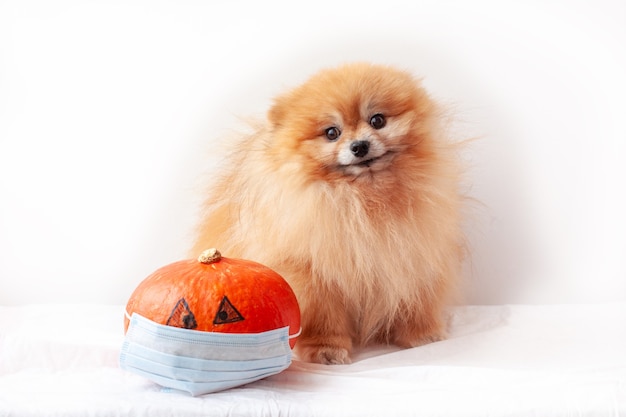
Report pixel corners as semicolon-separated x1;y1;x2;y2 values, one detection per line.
213;295;245;324
369;114;386;129
325;126;341;141
166;298;198;329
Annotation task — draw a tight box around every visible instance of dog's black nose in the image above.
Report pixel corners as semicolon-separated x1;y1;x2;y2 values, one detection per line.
350;140;370;158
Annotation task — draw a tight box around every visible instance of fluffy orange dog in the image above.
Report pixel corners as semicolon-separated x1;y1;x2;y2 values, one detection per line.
193;63;464;364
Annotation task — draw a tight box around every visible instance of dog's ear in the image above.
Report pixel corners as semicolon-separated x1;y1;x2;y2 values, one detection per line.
268;97;286;128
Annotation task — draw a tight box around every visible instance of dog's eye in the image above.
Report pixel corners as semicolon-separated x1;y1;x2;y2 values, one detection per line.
369;114;386;129
325;126;341;141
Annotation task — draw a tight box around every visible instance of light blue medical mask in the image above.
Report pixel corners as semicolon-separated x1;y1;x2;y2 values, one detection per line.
119;313;299;396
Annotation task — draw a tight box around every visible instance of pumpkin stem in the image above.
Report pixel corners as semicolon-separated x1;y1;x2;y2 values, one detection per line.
198;248;222;264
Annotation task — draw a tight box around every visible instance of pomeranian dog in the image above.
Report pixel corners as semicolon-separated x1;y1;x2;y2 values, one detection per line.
192;63;464;364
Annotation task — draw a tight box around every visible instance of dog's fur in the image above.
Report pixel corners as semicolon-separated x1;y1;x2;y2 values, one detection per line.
192;63;464;364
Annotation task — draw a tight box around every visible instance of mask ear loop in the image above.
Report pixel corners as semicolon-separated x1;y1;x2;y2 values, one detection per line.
289;327;302;339
124;310;132;321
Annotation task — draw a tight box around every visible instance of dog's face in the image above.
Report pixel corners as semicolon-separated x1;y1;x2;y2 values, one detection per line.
268;63;435;182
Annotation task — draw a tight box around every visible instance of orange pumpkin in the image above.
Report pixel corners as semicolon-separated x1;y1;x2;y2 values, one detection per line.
124;249;301;348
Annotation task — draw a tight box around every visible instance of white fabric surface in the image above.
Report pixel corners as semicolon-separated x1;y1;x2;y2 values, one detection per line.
1;304;625;416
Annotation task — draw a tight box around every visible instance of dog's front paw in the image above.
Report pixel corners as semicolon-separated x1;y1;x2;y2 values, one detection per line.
393;329;447;348
394;329;447;348
299;345;352;365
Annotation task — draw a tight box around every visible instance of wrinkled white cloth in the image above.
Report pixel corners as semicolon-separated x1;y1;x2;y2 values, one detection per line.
1;304;625;416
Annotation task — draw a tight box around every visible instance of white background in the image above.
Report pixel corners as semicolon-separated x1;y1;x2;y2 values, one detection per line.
1;0;624;306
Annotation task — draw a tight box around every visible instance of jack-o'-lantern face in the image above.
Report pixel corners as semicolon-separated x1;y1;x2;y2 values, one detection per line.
124;249;300;348
166;295;245;330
